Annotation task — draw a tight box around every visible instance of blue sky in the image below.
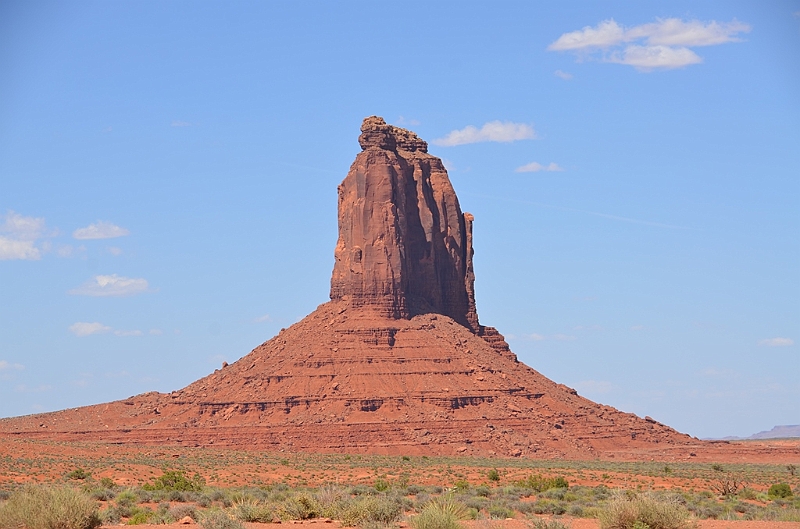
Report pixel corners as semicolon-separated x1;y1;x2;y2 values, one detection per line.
1;1;797;439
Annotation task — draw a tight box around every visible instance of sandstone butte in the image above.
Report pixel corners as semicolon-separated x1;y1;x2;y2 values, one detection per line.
0;117;776;461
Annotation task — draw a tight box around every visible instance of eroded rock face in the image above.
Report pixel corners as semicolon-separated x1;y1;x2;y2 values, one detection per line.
330;116;479;331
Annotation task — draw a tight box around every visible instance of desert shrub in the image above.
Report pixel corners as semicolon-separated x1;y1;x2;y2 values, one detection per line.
528;518;572;529
169;503;198;521
599;492;694;529
283;492;321;520
406;484;424;495
737;487;757;500
374;478;390;492
232;498;273;522
99;505;122;524
126;507;153;524
410;496;469;529
199;509;246;529
67;467;92;480
89;487;116;501
487;469;501;482
474;484;492;497
516;474;569;492
768;483;793;499
100;476;117;489
340;495;403;526
143;469;205;492
488;503;514;519
0;484;102;529
509;500;535;514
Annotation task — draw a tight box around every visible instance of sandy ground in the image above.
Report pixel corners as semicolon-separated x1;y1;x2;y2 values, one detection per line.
98;519;800;529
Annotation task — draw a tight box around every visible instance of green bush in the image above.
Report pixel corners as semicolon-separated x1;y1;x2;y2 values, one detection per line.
516;474;569;492
488;469;501;482
142;469;205;492
67;467;92;480
0;484;102;529
768;483;793;499
599;493;694;529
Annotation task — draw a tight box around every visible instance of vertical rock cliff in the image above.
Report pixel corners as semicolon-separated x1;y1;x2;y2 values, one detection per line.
330;116;480;331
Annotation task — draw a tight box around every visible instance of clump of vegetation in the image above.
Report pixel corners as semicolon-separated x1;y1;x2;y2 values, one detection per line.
411;496;469;529
516;474;569;492
768;483;794;499
67;467;92;480
199;509;246;529
528;518;572;529
0;484;101;529
487;469;501;482
598;492;694;529
142;469;206;492
340;495;403;526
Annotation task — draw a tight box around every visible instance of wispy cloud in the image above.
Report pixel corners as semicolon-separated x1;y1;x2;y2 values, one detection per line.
69;322;112;337
0;210;48;260
171;120;192;127
149;329;163;335
759;337;794;347
0;360;24;371
73;221;130;240
68;274;150;297
548;17;750;71
433;121;536;146
254;314;272;323
69;322;148;337
515;162;564;173
114;329;143;337
554;69;573;80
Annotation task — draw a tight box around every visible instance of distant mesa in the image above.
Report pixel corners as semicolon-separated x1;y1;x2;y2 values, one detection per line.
1;117;705;458
716;425;800;441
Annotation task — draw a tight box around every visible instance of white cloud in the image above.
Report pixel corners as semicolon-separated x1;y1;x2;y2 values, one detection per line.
114;329;143;337
432;121;536;147
0;211;48;260
548;19;627;51
610;45;702;70
69;322;112;337
149;329;163;335
554;69;573;80
68;274;150;297
0;237;40;260
548;17;750;71
73;221;130;240
171;120;192;127
552;333;577;341
759;337;794;347
254;314;272;323
515;162;564;173
628;18;751;47
107;246;123;256
0;360;24;371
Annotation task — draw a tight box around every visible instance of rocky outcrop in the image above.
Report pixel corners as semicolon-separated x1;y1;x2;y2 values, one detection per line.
0;116;701;459
330;117;480;331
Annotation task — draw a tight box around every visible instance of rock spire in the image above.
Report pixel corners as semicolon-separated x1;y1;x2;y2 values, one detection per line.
330;116;479;331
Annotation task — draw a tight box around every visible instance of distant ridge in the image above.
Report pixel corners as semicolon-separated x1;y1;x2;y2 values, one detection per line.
713;424;800;441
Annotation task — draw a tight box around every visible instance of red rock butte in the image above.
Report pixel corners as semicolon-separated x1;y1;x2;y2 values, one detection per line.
0;117;700;458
